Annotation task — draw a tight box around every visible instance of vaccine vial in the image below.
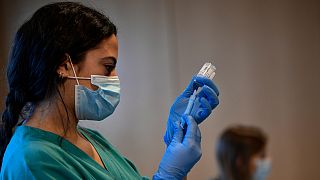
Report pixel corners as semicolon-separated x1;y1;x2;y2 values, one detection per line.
197;62;216;80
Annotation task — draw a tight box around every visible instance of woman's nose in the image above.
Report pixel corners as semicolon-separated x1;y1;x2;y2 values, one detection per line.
110;69;117;76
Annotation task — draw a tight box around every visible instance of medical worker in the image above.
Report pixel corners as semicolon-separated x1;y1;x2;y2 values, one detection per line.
215;125;271;180
0;2;219;179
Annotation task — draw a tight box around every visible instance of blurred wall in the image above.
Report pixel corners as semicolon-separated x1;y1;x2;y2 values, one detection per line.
0;0;320;180
172;1;320;180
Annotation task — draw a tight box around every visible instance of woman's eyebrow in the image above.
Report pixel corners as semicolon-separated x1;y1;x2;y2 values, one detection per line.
101;57;117;65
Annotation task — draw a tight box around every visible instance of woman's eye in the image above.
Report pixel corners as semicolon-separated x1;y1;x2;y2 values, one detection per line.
105;65;115;74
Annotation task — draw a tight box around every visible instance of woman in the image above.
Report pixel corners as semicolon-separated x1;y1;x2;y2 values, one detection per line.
0;2;219;179
215;125;271;180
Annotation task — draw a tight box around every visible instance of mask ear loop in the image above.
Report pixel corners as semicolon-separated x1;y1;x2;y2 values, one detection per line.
67;55;80;85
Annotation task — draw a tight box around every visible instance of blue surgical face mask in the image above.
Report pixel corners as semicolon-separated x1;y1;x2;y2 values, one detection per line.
67;58;120;121
252;158;272;180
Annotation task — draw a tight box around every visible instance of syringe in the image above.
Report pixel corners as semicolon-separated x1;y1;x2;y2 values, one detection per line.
180;62;216;128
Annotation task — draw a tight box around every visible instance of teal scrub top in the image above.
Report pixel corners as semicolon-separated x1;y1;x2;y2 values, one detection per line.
0;125;150;180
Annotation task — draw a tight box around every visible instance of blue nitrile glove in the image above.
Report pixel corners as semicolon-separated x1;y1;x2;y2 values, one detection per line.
164;76;219;146
153;115;202;180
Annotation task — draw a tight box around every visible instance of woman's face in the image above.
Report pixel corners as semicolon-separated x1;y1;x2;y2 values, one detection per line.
73;34;118;90
59;34;119;112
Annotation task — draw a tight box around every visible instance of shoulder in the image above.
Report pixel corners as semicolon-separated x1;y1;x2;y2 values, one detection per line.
4;140;63;167
1;141;78;179
1;141;55;178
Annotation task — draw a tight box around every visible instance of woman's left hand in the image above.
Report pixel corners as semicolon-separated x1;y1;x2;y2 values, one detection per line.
153;115;201;180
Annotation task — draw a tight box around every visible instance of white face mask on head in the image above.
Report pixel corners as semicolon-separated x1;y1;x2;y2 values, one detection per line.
252;158;272;180
67;57;120;121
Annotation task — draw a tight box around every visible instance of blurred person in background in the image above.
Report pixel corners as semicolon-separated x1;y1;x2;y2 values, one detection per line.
214;125;271;180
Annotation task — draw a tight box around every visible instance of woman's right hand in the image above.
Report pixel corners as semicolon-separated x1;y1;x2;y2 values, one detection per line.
153;115;202;180
163;76;219;146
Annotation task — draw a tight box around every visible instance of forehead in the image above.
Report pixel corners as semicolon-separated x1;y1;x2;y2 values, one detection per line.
87;34;118;58
96;34;118;49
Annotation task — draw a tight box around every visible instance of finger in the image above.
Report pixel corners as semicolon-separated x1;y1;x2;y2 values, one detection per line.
171;120;183;144
182;115;200;145
181;76;198;97
163;120;174;146
194;98;212;123
194;76;220;96
196;125;201;144
197;85;219;109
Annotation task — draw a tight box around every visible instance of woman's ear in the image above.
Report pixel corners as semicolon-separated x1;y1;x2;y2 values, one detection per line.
56;59;70;78
56;54;76;78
